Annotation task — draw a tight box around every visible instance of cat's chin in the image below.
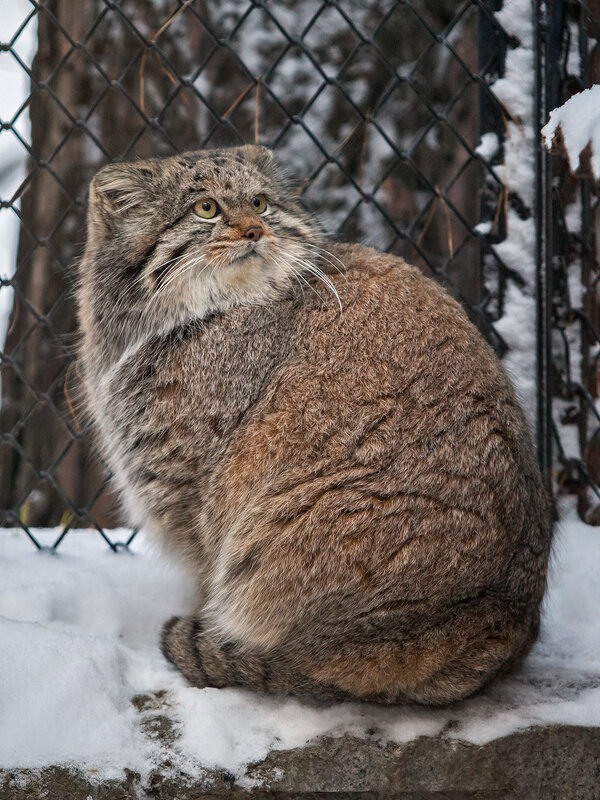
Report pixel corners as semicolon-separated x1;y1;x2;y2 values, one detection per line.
225;244;273;268
226;251;260;266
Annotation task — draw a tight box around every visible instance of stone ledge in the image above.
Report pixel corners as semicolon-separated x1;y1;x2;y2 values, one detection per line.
2;725;599;800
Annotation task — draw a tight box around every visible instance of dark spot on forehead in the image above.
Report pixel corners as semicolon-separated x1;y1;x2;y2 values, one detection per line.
177;156;197;169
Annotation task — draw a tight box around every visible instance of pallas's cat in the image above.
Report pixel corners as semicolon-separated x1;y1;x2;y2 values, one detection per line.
78;145;552;705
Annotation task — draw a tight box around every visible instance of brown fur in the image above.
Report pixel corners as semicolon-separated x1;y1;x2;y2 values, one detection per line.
77;146;552;706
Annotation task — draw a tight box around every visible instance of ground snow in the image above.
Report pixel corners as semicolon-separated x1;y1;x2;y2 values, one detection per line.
1;499;599;782
542;85;600;181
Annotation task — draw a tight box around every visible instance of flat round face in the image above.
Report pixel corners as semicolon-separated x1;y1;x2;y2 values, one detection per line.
86;145;338;326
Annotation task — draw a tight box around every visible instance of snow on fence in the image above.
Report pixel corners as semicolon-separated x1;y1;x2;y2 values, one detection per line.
543;85;600;181
542;1;600;523
0;0;599;546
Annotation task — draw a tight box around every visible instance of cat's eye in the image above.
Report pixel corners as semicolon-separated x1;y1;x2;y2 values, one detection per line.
251;194;268;214
194;198;219;220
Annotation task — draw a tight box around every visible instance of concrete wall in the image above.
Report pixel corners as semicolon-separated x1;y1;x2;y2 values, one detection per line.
2;725;599;800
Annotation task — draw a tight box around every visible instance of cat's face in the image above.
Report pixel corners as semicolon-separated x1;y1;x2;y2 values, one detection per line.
83;145;323;330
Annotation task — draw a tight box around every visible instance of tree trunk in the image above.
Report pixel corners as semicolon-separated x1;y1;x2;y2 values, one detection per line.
0;0;114;527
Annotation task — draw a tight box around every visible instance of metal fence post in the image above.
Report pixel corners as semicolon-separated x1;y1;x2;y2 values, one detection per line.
535;0;557;485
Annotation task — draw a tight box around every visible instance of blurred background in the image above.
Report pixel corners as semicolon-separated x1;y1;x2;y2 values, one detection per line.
0;0;598;543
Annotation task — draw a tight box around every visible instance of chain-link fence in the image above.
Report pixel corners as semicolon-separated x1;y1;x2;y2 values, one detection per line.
545;0;600;521
0;0;598;548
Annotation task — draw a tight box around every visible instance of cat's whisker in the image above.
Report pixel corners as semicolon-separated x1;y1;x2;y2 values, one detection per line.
151;248;209;293
305;248;348;279
295;242;348;278
277;260;309;302
282;252;343;313
160;249;222;292
280;256;333;308
277;242;347;300
208;252;228;281
289;274;305;301
285;262;326;305
118;249;209;327
160;256;217;297
156;257;205;294
146;255;219;309
285;264;306;299
307;243;347;270
277;236;348;278
130;246;205;291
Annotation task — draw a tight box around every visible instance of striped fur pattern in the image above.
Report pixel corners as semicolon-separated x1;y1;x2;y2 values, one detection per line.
77;146;552;705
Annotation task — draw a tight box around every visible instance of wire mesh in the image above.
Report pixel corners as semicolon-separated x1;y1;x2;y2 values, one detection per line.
0;0;589;549
549;0;600;521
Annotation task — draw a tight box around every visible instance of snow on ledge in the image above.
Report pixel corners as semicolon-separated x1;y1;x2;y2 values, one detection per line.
1;501;599;785
542;85;600;181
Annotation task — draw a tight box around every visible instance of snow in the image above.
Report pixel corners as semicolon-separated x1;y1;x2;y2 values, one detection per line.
1;498;600;786
485;0;538;428
475;132;499;160
542;85;600;181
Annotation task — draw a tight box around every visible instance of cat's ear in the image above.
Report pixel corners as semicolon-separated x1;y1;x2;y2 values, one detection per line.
88;161;157;230
236;144;276;173
236;144;293;192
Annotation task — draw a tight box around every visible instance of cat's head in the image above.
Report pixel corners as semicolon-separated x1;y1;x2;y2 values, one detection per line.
81;145;326;334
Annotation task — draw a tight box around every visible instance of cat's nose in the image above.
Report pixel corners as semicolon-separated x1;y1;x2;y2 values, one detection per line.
244;226;263;241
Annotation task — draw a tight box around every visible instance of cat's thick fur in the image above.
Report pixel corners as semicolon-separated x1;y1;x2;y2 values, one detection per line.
78;145;552;705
